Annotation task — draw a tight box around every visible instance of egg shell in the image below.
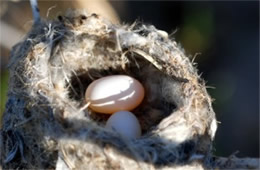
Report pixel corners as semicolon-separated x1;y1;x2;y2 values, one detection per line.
85;75;145;114
105;111;141;139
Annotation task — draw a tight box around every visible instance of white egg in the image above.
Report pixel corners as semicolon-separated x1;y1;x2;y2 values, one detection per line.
105;111;141;139
85;75;145;114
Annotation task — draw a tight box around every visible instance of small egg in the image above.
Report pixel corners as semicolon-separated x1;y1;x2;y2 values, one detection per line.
105;111;141;139
85;75;145;114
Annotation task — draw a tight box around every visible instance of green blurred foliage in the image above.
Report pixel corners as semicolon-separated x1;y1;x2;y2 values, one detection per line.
0;70;8;124
177;4;214;60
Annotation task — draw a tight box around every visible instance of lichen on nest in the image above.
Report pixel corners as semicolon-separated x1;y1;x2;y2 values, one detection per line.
1;10;217;169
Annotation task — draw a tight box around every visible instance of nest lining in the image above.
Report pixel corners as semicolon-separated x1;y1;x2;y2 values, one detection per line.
1;10;217;169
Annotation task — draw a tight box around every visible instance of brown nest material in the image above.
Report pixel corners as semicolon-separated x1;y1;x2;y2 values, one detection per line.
1;11;218;169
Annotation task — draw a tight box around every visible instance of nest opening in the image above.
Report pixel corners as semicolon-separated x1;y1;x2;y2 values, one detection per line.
67;52;177;134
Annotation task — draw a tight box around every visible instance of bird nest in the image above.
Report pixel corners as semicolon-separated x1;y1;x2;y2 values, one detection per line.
1;11;217;169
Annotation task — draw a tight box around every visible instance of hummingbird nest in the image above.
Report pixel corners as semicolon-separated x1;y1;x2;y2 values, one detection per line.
1;10;217;169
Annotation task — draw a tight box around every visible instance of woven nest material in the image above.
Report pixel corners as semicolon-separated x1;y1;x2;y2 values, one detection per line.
1;11;217;169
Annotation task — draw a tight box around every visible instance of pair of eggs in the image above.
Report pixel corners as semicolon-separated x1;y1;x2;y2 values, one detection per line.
85;75;144;139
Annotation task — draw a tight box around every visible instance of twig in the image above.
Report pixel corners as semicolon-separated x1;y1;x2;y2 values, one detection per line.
214;156;260;169
30;0;40;23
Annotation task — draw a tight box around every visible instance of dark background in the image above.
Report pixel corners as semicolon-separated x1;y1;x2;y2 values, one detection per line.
1;1;259;158
113;1;259;157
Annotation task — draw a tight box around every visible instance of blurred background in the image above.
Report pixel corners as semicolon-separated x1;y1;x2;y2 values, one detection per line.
0;0;259;158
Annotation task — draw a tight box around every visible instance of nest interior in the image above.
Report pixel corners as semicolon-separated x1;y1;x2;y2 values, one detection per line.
1;11;217;169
